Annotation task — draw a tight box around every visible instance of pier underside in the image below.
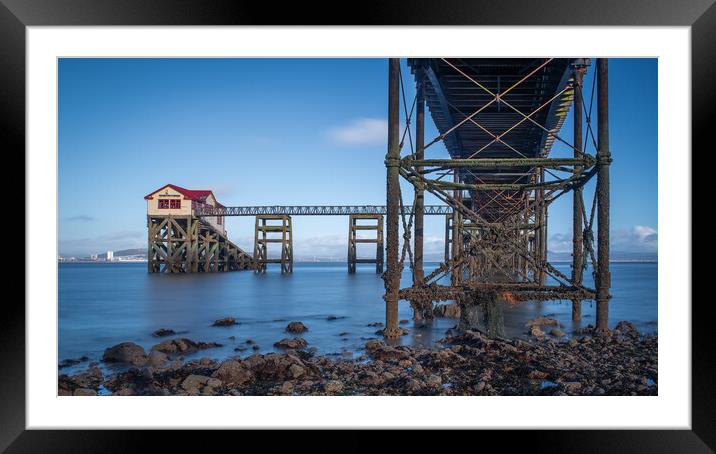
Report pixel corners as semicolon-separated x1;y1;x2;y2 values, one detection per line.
383;57;612;338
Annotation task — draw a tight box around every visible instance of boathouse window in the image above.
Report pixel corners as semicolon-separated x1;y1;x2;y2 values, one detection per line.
170;199;181;209
158;199;170;209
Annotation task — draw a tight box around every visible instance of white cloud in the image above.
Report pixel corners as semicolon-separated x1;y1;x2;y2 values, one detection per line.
325;118;388;145
548;225;658;254
612;225;658;252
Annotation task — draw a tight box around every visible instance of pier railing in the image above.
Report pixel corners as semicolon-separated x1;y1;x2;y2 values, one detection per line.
194;205;453;217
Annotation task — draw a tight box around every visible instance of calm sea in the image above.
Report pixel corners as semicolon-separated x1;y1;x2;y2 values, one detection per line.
58;262;657;373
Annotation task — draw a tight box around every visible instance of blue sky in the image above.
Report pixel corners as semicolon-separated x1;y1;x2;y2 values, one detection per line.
58;58;657;259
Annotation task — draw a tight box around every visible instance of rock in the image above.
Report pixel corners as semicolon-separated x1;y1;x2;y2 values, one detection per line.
529;326;546;338
364;339;386;351
212;317;238;327
274;338;308;349
399;319;409;325
152;328;176;337
374;327;409;336
364;339;409;361
181;374;213;393
286;321;308;333
151;338;221;354
288;364;306;378
433;303;461;318
281;381;295;394
103;342;147;366
324;380;343;394
426;374;442;387
58;356;89;369
550;328;566;338
614;321;640;339
528;370;548;380
73;388;97;396
338;332;350;337
562;382;582;394
212;360;254;386
573;324;595;335
147;350;168;366
367;322;384;327
525;316;560;328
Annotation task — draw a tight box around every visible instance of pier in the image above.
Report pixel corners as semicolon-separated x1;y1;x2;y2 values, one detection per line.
145;57;611;335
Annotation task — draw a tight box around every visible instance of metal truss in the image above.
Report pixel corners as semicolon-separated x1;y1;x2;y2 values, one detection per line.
195;204;453;217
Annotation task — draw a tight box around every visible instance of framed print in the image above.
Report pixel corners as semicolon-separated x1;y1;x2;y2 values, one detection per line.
3;0;710;450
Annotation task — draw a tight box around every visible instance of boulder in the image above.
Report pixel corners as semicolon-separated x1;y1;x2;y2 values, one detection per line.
288;363;306;379
562;381;583;394
212;317;238;327
103;342;147;366
152;328;176;337
527;370;548;380
614;321;640;339
58;356;89;369
151;338;221;354
147;350;169;366
324;380;344;395
73;388;97;396
285;321;308;333
529;326;546;338
181;374;215;394
274;338;308;349
364;339;409;361
525;316;560;328
433;303;461;318
281;381;295;394
550;328;566;338
212;360;254;386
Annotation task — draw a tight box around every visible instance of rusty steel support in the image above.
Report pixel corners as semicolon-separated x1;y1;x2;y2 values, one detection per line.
383;58;401;339
413;67;426;287
535;170;545;285
595;58;612;332
451;171;462;285
540;172;549;286
571;66;586;321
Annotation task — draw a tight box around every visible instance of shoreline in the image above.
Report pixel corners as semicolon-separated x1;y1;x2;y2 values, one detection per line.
59;320;657;396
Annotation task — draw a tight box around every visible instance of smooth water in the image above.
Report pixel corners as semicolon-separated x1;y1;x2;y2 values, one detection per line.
58;262;657;373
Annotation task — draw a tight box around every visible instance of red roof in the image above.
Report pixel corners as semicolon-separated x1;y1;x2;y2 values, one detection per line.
144;184;220;205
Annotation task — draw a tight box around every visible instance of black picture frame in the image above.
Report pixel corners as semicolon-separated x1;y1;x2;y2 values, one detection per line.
2;0;709;451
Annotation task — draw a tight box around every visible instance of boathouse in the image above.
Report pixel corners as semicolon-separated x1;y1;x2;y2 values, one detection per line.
144;184;226;235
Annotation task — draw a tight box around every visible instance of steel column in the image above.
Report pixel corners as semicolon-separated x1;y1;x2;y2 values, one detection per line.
383;58;402;339
571;66;585;321
413;67;425;287
451;171;462;285
596;58;611;332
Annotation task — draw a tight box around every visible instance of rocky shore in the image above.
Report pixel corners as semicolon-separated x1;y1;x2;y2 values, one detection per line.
58;318;657;396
